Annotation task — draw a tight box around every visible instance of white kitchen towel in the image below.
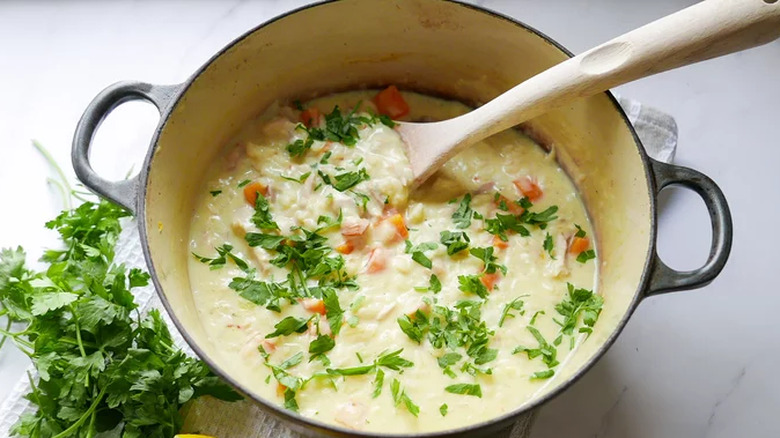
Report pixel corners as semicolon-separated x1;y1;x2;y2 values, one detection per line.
0;98;677;438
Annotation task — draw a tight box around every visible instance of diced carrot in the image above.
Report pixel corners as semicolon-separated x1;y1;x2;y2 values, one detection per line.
336;241;355;255
367;248;387;274
277;383;287;397
513;176;543;202
569;236;590;254
372;85;410;119
243;182;268;206
386;213;408;240
300;107;320;127
480;273;501;291
494;194;524;215
493;235;509;250
301;298;327;315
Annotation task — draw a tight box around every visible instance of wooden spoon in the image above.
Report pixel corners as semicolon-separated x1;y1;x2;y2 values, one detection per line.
400;0;780;187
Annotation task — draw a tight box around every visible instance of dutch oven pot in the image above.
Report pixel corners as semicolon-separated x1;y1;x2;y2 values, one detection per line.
71;1;733;437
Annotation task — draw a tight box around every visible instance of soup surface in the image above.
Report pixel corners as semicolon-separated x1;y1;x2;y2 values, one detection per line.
187;89;601;433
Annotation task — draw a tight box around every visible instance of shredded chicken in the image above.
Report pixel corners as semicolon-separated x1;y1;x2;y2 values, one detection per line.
334;401;368;430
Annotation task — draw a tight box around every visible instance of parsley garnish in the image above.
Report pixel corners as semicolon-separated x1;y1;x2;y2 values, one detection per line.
458;274;489;298
576;249;596;263
391;378;420;417
498;297;526;327
531;369;555;380
405;241;438;269
439;230;470;255
445;383;482;398
574;224;587;238
440;403;449;416
543;233;555;259
319;168;370;192
280;171;311;184
485;214;530;241
309;334;335;361
469;246;507;275
280;351;304;369
429;274;442;293
326;349;414;376
554;283;603;335
452;194;474;229
522;205;559;229
192;243;250;272
266;316;311;338
372;369;385;398
210;190;222;197
251;193;280;231
513;326;559;368
237;179;251;188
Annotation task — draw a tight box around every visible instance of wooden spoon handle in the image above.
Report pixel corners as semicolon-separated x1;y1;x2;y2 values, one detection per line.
449;0;780;158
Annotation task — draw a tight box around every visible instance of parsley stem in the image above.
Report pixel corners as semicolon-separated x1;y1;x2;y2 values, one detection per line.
0;317;12;351
32;140;73;211
52;386;106;438
71;306;87;358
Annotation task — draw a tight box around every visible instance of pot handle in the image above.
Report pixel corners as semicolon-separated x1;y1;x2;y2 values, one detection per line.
645;159;733;296
72;81;180;214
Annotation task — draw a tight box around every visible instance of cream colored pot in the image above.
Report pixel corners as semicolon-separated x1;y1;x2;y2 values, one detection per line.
72;1;732;437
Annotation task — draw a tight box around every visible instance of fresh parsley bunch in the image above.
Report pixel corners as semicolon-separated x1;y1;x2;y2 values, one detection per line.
0;200;241;438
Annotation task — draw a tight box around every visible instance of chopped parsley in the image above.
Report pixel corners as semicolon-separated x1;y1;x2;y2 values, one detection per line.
280;171;311;183
543;233;555;259
554;283;603;335
469;246;507;275
405;240;438;269
531;369;555;380
485;214;530;241
192;243;250;272
237;179;251;188
498;297;526;327
251;193;280;231
439;230;470;255
326;349;414;376
574;224;587;238
445;383;482;398
576;249;596;264
458;274;489;299
513;326;559;368
318;168;370;192
210;189;222;197
279;351;304;369
440;403;448;416
391;378;420;417
309;334;335;361
266;316;311;338
452;194;474;229
372;369;385;398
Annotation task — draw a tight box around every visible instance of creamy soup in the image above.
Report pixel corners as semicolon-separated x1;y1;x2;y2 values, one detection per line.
187;89;601;433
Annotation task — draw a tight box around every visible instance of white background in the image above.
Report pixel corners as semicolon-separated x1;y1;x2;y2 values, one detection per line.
0;1;778;437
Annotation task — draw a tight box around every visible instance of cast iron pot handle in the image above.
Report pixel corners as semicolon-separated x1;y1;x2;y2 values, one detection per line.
72;81;180;215
646;159;733;296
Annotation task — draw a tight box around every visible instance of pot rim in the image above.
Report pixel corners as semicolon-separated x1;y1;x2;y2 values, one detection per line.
137;1;656;436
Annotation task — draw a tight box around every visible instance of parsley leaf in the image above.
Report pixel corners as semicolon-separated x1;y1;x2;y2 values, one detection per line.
458;274;489;299
266;316;311;338
192;243;250;272
429;274;442;293
452;194;474;229
245;233;286;249
405;241;438;269
469;246;507;275
576;249;596;264
210;190;222;197
251;193;279;231
531;369;555;380
309;334;335;360
574;224;587;238
513;325;559;368
445;383;482;398
554;283;603;335
439;230;470;255
521;205;558;229
440;403;448;416
543;233;555;259
280;352;304;369
322;288;344;337
391;378;420;417
237;179;251;188
498;297;526;327
372;369;385;398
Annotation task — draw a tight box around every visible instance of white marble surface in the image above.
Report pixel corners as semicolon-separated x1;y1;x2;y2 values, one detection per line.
0;1;778;437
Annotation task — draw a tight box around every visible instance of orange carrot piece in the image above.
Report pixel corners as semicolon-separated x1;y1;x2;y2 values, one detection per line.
569;236;590;254
336;241;355;255
372;85;410;119
300;108;320;127
243;182;268;206
386;213;408;240
513;177;543;202
480;273;501;291
301;298;327;315
493;235;509;250
276;383;287;397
